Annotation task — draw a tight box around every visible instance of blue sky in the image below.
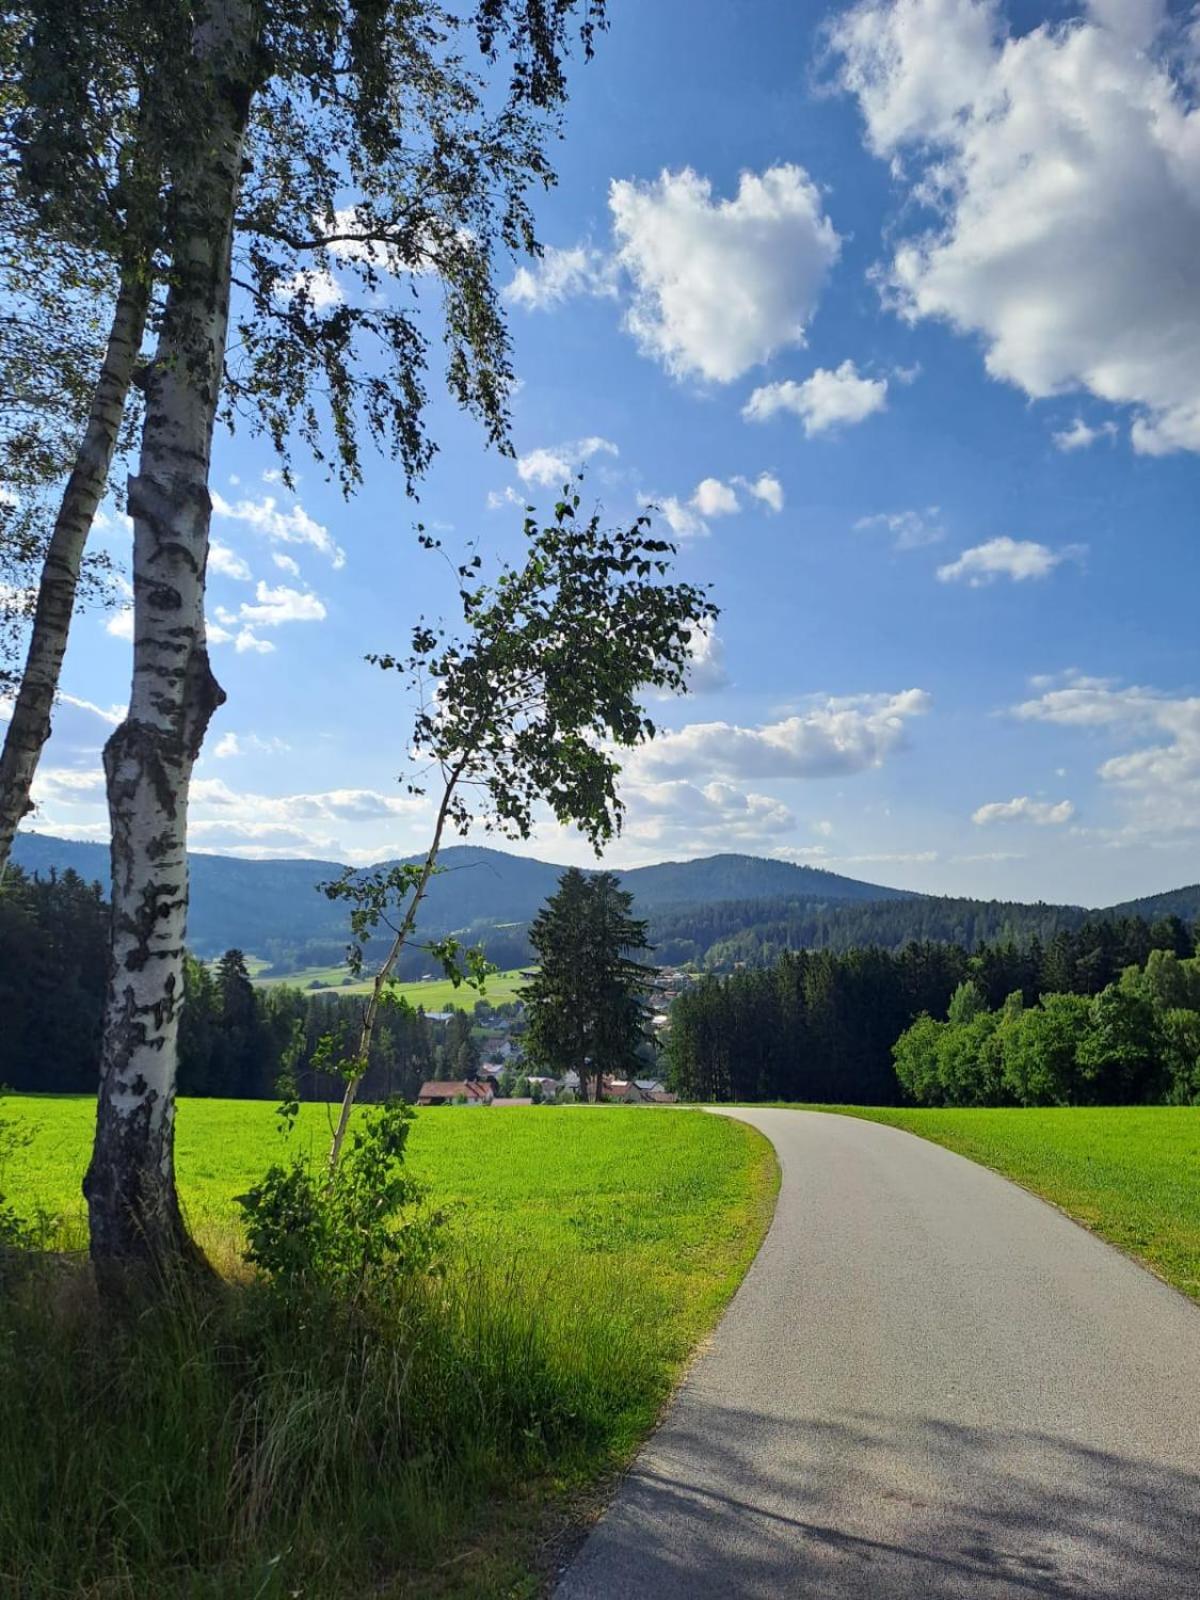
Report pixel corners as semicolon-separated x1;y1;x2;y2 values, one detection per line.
21;0;1200;907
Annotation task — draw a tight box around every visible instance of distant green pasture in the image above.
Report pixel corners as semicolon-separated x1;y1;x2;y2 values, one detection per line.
248;963;529;1006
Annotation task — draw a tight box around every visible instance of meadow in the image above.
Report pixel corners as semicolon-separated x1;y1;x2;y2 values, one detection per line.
249;963;529;1006
810;1104;1200;1302
0;1097;776;1598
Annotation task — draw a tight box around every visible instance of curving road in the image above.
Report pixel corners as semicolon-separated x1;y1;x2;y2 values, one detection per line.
556;1109;1200;1599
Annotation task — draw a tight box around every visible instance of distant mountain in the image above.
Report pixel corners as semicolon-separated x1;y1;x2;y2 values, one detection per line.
619;853;912;909
1105;884;1200;924
12;833;1195;973
10;834;913;961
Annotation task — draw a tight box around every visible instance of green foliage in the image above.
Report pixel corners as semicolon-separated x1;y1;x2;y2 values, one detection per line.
4;0;609;492
669;943;951;1105
947;978;987;1025
523;868;655;1099
998;993;1092;1105
0;1101;36;1269
0;865;108;1091
1162;1010;1200;1104
892;945;1200;1109
369;491;714;849
1076;985;1163;1103
237;1100;443;1299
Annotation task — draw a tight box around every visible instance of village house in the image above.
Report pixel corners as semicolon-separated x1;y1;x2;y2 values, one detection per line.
416;1079;494;1106
599;1077;679;1104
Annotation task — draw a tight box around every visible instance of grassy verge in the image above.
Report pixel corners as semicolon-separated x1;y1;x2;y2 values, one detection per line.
0;1098;776;1598
798;1104;1200;1302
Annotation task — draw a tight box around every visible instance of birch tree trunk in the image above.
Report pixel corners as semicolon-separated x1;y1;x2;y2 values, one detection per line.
0;268;149;873
84;0;259;1278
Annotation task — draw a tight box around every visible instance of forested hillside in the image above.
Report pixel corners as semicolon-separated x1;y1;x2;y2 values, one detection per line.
10;834;911;966
9;860;1197;1112
14;831;1200;975
0;867;500;1101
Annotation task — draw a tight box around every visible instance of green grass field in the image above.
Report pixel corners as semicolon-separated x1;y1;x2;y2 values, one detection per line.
249;963;529;1006
806;1104;1200;1302
3;1094;771;1284
0;1095;776;1597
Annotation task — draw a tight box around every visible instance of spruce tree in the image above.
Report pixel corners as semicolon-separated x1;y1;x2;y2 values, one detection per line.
523;870;654;1101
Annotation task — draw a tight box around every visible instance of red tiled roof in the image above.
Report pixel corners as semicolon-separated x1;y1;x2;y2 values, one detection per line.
417;1080;492;1099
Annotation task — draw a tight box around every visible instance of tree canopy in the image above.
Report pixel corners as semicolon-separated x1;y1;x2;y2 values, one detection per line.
523;868;655;1100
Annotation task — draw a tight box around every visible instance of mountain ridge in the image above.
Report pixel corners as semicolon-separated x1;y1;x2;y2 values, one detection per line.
9;834;915;959
10;832;1197;969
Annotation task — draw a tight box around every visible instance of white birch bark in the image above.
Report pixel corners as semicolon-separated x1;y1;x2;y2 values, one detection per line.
84;0;260;1274
0;269;149;873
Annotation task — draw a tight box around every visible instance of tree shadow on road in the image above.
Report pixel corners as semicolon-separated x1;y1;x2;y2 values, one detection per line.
556;1404;1200;1598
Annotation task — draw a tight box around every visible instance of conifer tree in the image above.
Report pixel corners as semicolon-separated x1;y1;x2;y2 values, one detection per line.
523;869;654;1101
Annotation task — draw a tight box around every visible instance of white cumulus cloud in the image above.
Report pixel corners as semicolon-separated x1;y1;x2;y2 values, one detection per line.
691;477;740;518
515;436;618;487
1011;671;1200;842
628;688;931;782
212;491;345;568
682;617;730;694
649;495;709;540
235;628;275;655
505;243;618;310
1052;417;1119;452
237;582;327;628
622;778;795;853
609;165;841;383
855;506;944;548
209;539;252;581
830;0;1200;454
744;361;888;435
971;796;1075;825
737;472;785;513
937;536;1083;585
274;268;344;309
643;471;776;540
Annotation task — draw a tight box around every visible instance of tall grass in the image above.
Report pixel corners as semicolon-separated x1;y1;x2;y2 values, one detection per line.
0;1242;678;1598
0;1104;775;1596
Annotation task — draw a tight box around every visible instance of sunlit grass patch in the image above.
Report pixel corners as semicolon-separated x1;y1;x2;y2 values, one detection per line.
1;1097;776;1597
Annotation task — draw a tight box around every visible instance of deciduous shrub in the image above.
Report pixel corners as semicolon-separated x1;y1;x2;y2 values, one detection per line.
236;1100;444;1301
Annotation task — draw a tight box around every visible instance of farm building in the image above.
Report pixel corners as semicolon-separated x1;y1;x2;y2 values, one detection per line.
416;1079;494;1106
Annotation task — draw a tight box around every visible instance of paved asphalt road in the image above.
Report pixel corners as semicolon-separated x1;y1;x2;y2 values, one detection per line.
556;1109;1200;1599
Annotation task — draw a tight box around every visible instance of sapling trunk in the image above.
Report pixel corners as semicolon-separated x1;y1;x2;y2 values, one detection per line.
328;767;463;1172
0;267;149;872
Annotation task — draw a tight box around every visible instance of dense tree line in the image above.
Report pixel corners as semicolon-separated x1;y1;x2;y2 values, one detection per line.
0;868;108;1092
666;917;1198;1104
0;869;492;1101
263;890;1195;984
894;952;1200;1107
